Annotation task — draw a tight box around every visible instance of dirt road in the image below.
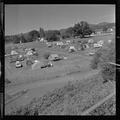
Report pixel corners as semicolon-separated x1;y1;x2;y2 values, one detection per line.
5;69;99;114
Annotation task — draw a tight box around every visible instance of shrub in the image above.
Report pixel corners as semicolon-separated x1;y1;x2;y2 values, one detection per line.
90;48;104;69
99;42;115;82
100;63;115;82
90;40;115;82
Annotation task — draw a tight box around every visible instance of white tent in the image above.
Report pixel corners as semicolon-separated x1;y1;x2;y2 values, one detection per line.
85;44;89;49
93;43;102;48
108;39;112;43
56;42;63;46
88;39;94;43
32;60;43;70
26;50;33;56
40;38;44;42
97;40;104;45
93;43;99;48
69;46;77;52
11;50;18;55
66;40;70;43
48;54;59;61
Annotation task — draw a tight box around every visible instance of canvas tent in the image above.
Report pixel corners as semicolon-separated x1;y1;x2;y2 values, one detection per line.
97;40;104;45
40;38;44;42
32;60;43;70
26;50;33;56
48;54;60;61
56;42;63;46
66;40;70;44
11;50;18;55
84;44;89;49
108;39;112;43
69;46;77;52
88;39;94;43
93;43;102;48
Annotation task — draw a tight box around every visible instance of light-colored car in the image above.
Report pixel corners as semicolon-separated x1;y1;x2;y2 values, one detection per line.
89;52;95;56
15;61;23;68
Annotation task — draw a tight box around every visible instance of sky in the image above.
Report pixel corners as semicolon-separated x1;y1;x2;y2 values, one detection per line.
5;5;115;35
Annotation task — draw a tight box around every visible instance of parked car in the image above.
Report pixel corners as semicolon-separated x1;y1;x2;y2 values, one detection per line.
47;43;52;47
89;50;95;56
41;62;53;69
15;61;23;68
89;52;95;56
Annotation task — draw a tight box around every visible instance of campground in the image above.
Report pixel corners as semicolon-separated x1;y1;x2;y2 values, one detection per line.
5;34;115;114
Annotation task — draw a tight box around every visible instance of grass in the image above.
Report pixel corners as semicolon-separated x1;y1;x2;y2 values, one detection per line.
8;73;115;115
5;34;115;115
88;95;116;115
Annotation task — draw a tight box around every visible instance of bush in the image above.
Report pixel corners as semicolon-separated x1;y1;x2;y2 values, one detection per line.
91;40;115;82
90;48;104;69
100;63;115;82
90;40;115;82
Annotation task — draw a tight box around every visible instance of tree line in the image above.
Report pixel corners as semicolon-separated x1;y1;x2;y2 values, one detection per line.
5;21;114;44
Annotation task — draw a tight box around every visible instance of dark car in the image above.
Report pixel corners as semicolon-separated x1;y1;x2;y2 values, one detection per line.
41;62;53;69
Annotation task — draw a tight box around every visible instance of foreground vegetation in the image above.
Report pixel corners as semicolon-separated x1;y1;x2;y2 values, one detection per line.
6;38;115;115
88;95;116;115
8;73;115;115
91;40;115;82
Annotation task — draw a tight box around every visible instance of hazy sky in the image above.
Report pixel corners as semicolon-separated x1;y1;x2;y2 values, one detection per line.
5;5;115;35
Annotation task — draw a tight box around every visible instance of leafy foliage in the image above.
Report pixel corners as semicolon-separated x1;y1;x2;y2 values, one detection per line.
28;30;40;41
73;21;93;38
39;28;45;38
99;42;115;82
8;74;115;115
45;30;60;42
91;40;115;82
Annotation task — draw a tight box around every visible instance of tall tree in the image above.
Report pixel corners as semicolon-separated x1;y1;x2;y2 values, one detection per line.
45;30;60;42
39;28;45;38
28;30;40;41
73;21;93;38
102;26;108;32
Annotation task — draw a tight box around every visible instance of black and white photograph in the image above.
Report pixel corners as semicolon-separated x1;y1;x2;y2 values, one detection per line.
5;4;116;115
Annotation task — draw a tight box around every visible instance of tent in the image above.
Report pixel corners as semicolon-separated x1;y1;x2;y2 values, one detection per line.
48;54;59;61
97;40;104;45
66;40;70;43
93;43;102;48
40;38;44;42
11;50;18;55
56;42;63;46
108;39;112;43
26;50;33;56
84;44;89;49
32;60;43;70
88;39;94;43
69;46;77;52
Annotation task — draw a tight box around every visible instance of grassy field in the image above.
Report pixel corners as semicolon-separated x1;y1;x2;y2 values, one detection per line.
5;34;115;115
7;74;115;115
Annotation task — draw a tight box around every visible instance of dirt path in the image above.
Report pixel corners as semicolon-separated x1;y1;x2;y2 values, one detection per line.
5;69;99;114
6;69;99;95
